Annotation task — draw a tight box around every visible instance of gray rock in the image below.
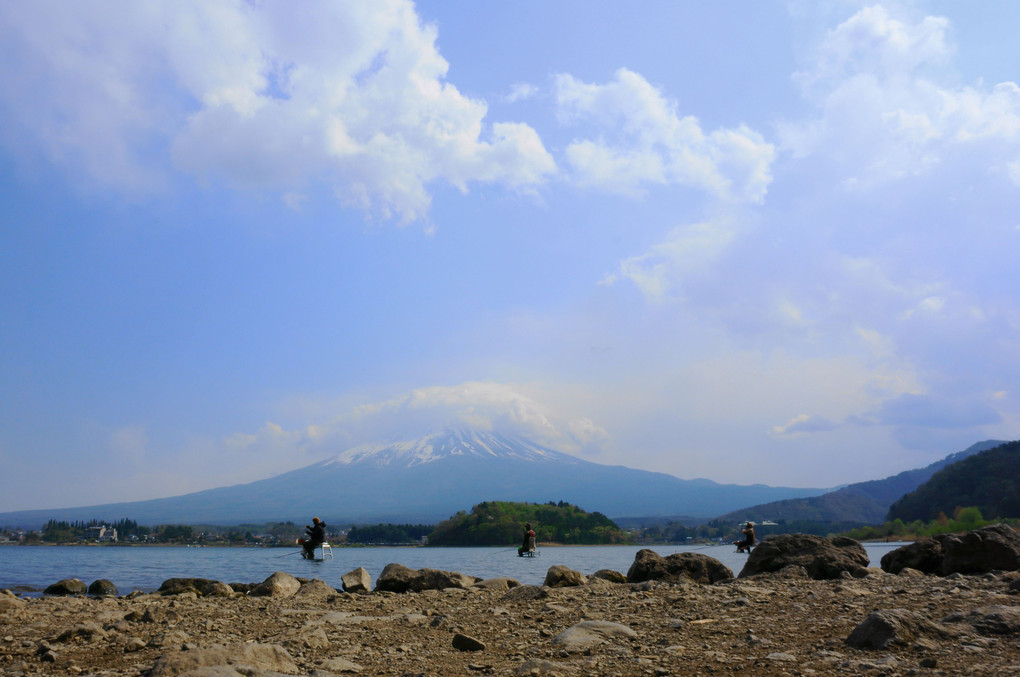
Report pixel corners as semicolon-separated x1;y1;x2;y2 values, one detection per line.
294;578;337;600
248;571;301;598
590;569;627;584
0;596;25;611
627;549;733;584
881;539;944;574
940;523;1020;574
44;578;87;596
341;567;371;593
943;605;1020;635
147;642;299;677
279;623;330;650
158;578;233;597
544;565;587;587
471;576;521;591
739;535;868;580
845;609;949;650
54;622;108;642
124;637;147;652
500;584;548;602
452;632;485;651
88;579;119;596
410;568;477;591
515;658;577;674
882;524;1020;576
147;630;191;649
550;620;637;653
320;656;364;673
375;563;418;593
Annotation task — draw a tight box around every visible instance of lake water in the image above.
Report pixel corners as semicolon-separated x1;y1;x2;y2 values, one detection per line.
0;542;908;596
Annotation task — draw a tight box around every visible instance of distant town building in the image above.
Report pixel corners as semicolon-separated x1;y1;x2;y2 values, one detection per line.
84;525;118;542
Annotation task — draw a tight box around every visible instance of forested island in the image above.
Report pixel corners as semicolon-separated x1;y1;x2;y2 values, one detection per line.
428;500;630;546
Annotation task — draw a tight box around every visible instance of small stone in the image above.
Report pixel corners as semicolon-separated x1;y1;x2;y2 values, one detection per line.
453;633;486;652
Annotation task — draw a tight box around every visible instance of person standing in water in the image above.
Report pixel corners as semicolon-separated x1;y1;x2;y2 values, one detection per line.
518;522;536;556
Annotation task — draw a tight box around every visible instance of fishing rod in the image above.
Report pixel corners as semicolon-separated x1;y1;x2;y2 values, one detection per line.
274;549;303;559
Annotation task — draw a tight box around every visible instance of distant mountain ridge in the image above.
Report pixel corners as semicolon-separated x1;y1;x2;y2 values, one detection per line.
714;440;1007;525
887;440;1020;522
0;428;828;529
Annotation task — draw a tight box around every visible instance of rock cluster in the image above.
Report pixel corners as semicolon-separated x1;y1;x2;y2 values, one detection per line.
2;527;1019;676
881;522;1020;575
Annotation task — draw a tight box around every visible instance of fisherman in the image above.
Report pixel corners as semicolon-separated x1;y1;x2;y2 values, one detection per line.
301;517;326;559
734;521;755;553
517;522;536;556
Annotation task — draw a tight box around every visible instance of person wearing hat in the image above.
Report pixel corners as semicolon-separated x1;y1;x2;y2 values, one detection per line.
518;522;537;556
734;521;755;553
302;517;326;559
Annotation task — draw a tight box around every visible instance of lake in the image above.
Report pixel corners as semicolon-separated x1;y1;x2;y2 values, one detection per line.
0;542;908;596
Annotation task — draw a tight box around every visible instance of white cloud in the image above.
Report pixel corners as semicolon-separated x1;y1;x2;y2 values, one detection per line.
772;414;838;437
0;1;555;222
505;82;539;103
780;5;1020;187
602;219;736;300
221;381;610;471
555;68;775;202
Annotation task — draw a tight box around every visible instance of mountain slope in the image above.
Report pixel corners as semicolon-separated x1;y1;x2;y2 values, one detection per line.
0;429;830;528
713;440;1006;525
886;440;1020;522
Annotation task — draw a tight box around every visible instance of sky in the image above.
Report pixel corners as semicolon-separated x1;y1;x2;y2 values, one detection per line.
2;1;1020;513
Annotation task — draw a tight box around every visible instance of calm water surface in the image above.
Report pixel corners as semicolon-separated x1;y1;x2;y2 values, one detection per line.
0;542;907;596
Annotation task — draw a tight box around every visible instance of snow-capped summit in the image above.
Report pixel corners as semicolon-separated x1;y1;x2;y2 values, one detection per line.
324;428;573;468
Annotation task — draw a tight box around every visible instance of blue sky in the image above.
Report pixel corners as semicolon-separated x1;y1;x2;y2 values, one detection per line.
2;1;1020;512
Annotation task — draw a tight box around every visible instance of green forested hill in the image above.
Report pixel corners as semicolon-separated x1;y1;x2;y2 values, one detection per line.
428;501;630;546
886;440;1020;522
714;439;1005;526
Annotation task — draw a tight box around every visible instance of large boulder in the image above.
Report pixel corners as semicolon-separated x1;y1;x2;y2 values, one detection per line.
87;579;119;596
943;605;1020;636
341;567;371;593
44;578;87;596
248;571;301;598
881;524;1020;575
738;534;868;580
845;609;950;650
880;539;944;575
544;565;587;588
375;563;419;593
627;549;733;584
158;578;233;597
550;621;637;653
409;568;477;592
940;523;1020;574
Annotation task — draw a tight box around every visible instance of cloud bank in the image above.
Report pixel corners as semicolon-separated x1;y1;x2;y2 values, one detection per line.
0;1;555;222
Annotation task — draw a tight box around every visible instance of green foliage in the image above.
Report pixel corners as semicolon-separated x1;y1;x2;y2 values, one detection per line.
887;441;1020;522
41;518;141;543
347;523;432;544
841;508;1020;541
428;500;630;546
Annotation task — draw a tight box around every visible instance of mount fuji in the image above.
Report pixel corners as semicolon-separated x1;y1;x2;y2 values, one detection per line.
0;429;830;528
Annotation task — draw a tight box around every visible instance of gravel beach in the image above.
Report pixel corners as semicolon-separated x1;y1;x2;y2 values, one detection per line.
2;558;1019;677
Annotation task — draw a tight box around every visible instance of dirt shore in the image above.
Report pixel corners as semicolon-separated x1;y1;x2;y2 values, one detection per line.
2;565;1019;676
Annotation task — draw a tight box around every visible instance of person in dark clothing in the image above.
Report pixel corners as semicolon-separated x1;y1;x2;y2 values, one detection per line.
734;521;755;553
518;522;536;556
301;517;326;559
